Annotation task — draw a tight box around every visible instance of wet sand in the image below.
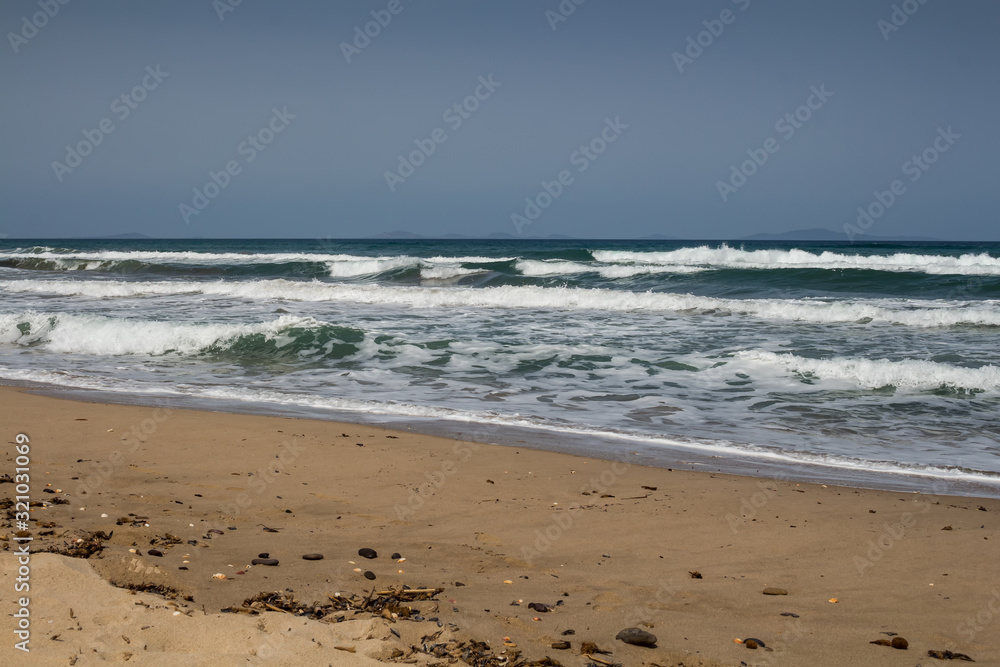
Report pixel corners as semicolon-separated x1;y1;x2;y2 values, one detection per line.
1;386;998;666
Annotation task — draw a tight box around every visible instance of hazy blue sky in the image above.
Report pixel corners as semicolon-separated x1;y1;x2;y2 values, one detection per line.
2;0;997;239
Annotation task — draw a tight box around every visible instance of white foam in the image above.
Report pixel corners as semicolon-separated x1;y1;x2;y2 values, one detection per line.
515;260;703;278
592;246;1000;275
735;349;1000;392
4;279;999;327
2;363;998;487
0;312;324;356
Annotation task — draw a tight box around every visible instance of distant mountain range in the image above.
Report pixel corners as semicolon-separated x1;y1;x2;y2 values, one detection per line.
739;227;941;242
8;229;945;242
366;228;942;241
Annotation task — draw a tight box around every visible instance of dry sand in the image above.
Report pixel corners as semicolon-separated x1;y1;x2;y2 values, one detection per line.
1;385;998;666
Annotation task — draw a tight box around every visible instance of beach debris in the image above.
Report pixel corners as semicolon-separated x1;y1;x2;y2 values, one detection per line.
745;640;759;649
40;530;110;559
358;547;378;559
580;641;611;655
207;528;225;535
334;646;356;653
302;553;324;560
117;514;150;527
744;637;766;649
251;558;279;566
828;598;839;603
391;552;402;559
504;580;513;584
552;641;571;650
870;637;908;649
212;573;226;580
689;570;702;579
615;627;657;647
927;649;975;661
943;525;954;530
258;553;269;558
528;602;553;613
762;587;788;596
364;570;376;580
978;505;987;511
259;525;280;533
147;549;163;557
780;612;799;617
641;485;657;491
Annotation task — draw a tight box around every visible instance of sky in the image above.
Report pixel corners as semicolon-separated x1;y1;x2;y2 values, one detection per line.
1;0;998;240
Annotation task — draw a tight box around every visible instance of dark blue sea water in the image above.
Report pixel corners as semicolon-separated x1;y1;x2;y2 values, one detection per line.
2;239;999;494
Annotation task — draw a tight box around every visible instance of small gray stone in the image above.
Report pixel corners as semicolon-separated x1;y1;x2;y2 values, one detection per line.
615;627;657;648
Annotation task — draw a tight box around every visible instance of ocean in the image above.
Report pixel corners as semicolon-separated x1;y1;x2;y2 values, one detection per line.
2;238;999;496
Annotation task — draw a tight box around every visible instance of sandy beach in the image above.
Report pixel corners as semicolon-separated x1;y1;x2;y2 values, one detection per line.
2;385;998;666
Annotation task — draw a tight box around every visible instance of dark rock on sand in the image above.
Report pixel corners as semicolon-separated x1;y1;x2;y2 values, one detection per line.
391;552;402;559
358;548;378;559
363;570;376;580
302;553;324;560
615;627;657;648
528;602;553;613
891;637;909;649
251;558;279;566
147;549;163;557
258;553;269;558
763;587;788;595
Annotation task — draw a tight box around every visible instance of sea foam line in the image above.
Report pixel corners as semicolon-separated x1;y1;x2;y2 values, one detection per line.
3;279;999;327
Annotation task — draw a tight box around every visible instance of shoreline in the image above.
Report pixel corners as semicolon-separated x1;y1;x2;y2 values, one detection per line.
2;385;999;665
5;378;1000;500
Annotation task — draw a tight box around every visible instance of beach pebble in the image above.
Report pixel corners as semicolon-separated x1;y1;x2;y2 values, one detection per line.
251;558;279;566
528;602;553;613
390;552;402;559
148;549;163;557
258;553;269;558
763;587;788;595
363;570;376;580
891;637;908;649
615;627;657;648
358;548;378;559
302;553;324;560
